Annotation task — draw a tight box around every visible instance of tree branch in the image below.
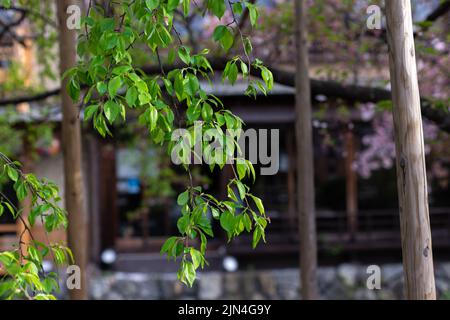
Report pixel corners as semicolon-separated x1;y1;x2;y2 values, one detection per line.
0;88;61;106
1;61;448;133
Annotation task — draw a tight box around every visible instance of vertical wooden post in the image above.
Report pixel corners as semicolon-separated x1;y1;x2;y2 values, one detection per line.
99;142;118;252
56;0;88;300
386;0;436;300
18;133;33;262
344;126;358;239
295;0;318;299
287;130;297;236
86;136;101;264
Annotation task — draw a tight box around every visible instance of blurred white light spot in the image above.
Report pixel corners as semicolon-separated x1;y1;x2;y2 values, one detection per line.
223;256;238;272
101;249;117;264
315;94;327;102
42;260;53;272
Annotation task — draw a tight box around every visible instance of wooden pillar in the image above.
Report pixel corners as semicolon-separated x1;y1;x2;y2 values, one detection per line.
386;0;436;300
56;0;88;300
344;125;358;239
287;129;296;236
86;135;101;264
295;0;318;299
99;142;118;252
141;206;150;248
17;133;33;262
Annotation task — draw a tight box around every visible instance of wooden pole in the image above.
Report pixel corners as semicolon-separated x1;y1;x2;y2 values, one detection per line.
18;134;33;263
344;126;358;239
295;0;318;300
287;130;297;236
386;0;436;300
56;0;88;300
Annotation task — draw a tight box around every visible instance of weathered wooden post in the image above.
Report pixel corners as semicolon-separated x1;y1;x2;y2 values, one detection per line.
295;0;318;299
56;0;88;300
386;0;436;299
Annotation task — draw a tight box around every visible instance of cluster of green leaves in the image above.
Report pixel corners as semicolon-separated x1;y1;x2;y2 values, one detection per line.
222;57;273;98
0;155;71;300
161;163;268;287
66;0;271;286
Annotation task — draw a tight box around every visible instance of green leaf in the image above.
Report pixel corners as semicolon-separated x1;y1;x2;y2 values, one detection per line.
183;261;196;287
83;104;98;121
125;87;138;107
108;76;122;98
243;36;253;56
96;82;107;95
177;214;190;234
178;46;191;65
200;231;207;254
174;73;185;101
220;28;234;52
201;102;213;121
211;207;220;219
182;0;190;16
112;65;131;76
104;100;121;124
220;211;236;237
99;18;115;32
167;0;180;11
15;181;28;202
190;247;202;269
186;74;199;95
161;236;178;255
243;213;252;232
177;190;190;206
236;180;246;200
145;0;159;11
227;186;238;202
187;103;201;122
261;67;273;90
213;25;234;52
139;92;151;105
6;166;19;182
224;112;236;129
198;216;214;237
252;225;263;248
250;194;265;215
240;61;248;76
213;25;227;41
67;78;80;102
248;4;259;27
3;202;14;216
208;0;226;18
148;105;158;131
236;161;247;180
232;2;243;15
228;63;238;84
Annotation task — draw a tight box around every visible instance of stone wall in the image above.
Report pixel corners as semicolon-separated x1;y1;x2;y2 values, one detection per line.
88;263;450;300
